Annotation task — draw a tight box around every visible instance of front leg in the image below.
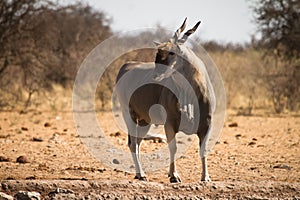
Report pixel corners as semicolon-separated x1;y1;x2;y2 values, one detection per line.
165;123;182;183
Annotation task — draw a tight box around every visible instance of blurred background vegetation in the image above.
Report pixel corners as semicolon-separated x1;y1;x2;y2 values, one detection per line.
0;0;299;114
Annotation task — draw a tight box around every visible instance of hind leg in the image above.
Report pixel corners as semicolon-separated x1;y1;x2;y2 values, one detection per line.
198;123;211;182
129;135;147;180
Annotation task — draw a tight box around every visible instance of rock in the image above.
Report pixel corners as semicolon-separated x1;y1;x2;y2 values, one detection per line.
228;122;238;127
21;127;28;131
226;185;234;189
16;156;29;164
144;132;166;143
273;164;292;170
172;185;179;189
14;191;41;200
248;141;256;146
55;116;61;120
235;134;242;139
110;131;121;137
44;122;51;127
112;159;120;164
0;192;13;200
48;188;74;196
25;176;36;180
32;137;43;142
0;134;10;139
212;185;218;189
0;156;10;162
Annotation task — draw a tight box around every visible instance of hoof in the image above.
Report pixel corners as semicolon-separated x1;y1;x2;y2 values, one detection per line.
134;175;148;181
201;175;211;182
169;176;182;183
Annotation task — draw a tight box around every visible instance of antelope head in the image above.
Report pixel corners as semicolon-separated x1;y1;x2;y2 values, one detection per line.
153;18;201;81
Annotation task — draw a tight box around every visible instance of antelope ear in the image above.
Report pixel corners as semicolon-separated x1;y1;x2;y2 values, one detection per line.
153;41;161;46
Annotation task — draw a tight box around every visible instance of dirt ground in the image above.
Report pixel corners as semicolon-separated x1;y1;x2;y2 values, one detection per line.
0;110;299;199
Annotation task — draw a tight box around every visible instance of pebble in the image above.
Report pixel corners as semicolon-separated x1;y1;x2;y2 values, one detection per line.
228;122;238;127
44;122;51;127
248;141;256;146
21;127;28;131
273;164;291;170
112;159;120;164
48;188;75;198
14;191;41;200
110;131;121;137
16;156;29;164
212;185;218;189
0;155;10;162
235;134;242;139
172;185;179;189
0;192;13;200
32;137;43;142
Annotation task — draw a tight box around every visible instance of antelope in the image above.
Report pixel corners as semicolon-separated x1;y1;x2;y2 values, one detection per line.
115;18;216;182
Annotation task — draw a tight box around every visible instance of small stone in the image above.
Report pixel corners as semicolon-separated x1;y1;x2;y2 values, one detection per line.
44;122;51;127
48;188;74;196
16;156;29;164
98;168;105;173
32;137;43;142
226;185;234;189
21;127;28;131
112;159;120;164
25;176;36;180
235;134;242;139
228;122;238;127
14;191;41;200
248;141;256;146
172;185;179;189
0;192;13;200
0;156;10;162
273;164;292;170
55;116;61;120
0;134;10;139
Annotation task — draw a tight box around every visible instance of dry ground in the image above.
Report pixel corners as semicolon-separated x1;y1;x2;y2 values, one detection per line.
0;110;299;199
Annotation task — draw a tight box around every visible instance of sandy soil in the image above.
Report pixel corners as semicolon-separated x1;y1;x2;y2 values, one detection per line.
0;110;299;199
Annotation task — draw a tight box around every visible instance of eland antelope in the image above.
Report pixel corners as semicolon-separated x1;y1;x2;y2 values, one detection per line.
115;18;216;182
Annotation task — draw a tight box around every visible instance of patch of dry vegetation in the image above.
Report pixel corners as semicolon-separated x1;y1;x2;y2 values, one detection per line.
0;0;299;115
